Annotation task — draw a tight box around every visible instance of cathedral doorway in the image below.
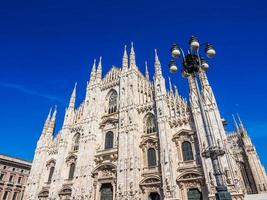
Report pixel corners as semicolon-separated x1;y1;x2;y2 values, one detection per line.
100;183;113;200
148;192;160;200
187;188;202;200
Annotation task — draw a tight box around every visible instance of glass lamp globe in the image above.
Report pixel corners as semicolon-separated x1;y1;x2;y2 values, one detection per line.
189;36;200;50
201;61;209;71
171;44;181;58
169;60;178;73
205;44;216;58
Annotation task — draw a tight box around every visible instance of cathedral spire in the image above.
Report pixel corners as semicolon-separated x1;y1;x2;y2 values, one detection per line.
68;82;77;109
174;85;179;97
232;114;239;132
41;107;52;135
145;61;149;80
237;113;248;137
47;105;57;136
154;49;162;77
168;77;173;94
90;59;96;82
130;42;136;69
122;45;128;70
96;56;102;81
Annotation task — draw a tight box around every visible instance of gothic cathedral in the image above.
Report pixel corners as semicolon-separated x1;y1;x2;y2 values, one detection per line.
24;44;267;200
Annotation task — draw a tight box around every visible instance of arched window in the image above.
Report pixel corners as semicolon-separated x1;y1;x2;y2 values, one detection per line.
147;148;157;167
145;114;156;134
47;166;55;183
105;131;114;149
108;91;118;114
187;188;202;200
182;141;194;161
68;163;75;180
73;133;80;151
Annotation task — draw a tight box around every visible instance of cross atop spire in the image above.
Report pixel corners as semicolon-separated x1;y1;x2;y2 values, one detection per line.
122;45;128;70
130;42;136;69
154;49;162;77
96;56;102;80
145;61;149;80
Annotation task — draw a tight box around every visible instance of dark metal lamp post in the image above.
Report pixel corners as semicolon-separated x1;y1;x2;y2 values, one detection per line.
168;36;232;200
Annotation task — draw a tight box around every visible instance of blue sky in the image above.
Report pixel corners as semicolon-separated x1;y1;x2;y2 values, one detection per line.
0;0;267;168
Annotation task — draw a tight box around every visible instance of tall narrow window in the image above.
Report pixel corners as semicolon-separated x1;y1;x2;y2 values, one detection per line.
147;148;157;167
105;131;114;149
9;175;13;183
108;91;118;114
68;163;75;180
182;141;194;161
17;177;22;184
3;191;9;200
47;166;55;183
73;133;80;151
0;173;4;180
145;113;156;134
12;192;18;200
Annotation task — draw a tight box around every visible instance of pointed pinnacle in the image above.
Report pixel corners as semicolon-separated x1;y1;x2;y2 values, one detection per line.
232;114;239;131
174;85;179;97
123;45;127;56
145;61;149;79
237;113;244;129
155;49;159;62
51;105;57;121
45;107;52;122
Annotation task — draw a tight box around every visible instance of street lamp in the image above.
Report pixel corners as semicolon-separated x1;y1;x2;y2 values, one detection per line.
168;36;231;200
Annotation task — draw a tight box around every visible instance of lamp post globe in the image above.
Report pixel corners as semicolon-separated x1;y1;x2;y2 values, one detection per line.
169;60;178;73
171;44;181;58
205;44;216;58
189;36;200;51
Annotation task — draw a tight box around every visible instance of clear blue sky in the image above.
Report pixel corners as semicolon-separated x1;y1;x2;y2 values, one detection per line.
0;0;266;168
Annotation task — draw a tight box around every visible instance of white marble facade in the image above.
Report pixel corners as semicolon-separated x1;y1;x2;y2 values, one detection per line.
23;44;267;200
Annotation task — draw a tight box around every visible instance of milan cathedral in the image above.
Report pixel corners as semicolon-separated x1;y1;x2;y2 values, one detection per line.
23;43;267;200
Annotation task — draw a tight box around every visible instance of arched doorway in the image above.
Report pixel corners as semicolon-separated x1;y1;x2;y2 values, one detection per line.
149;192;160;200
100;183;113;200
187;188;202;200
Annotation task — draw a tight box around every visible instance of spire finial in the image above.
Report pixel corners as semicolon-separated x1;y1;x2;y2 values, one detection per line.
122;45;128;70
232;114;239;132
145;61;149;80
130;41;136;69
154;49;162;77
96;56;102;80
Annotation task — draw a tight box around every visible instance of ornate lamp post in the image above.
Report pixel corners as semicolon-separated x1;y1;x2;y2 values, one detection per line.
168;36;232;200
